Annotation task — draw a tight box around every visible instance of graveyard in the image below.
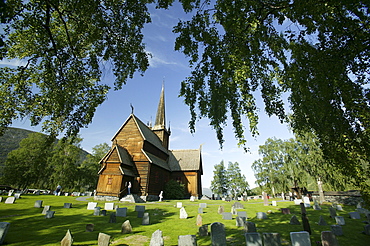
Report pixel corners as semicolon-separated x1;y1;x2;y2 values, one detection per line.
0;193;369;245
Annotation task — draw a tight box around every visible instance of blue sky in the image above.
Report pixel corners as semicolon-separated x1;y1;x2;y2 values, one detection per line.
9;3;294;189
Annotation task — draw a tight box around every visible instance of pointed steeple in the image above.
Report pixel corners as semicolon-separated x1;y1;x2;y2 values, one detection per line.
153;84;166;130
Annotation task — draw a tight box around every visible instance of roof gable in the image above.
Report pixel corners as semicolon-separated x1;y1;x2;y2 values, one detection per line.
100;144;133;166
168;149;202;173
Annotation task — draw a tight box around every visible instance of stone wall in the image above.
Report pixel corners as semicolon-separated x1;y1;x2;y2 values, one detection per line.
311;190;363;206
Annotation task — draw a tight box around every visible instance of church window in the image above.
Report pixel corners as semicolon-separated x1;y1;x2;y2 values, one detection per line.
107;178;113;185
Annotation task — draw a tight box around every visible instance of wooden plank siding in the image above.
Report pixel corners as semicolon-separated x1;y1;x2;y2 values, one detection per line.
171;171;200;197
148;164;170;195
96;173;123;197
134;161;150;195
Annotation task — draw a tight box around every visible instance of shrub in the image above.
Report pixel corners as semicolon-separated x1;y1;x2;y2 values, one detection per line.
164;180;185;199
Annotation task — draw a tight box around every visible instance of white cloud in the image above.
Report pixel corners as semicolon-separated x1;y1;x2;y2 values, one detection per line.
0;58;27;67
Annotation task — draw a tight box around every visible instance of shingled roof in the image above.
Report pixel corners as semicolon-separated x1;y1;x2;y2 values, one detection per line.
99;144;133;166
168;149;203;173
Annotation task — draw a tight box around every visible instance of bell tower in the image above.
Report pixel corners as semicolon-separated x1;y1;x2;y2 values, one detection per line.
152;84;171;149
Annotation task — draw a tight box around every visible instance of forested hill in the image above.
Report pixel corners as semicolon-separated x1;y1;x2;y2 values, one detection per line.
0;127;35;166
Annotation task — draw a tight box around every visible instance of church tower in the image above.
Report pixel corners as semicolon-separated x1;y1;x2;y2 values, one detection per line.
152;85;171;149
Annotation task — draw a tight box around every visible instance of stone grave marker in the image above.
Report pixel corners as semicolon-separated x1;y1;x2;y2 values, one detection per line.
303;197;310;207
330;225;343;236
294;199;302;205
137;210;144;218
272;201;277;206
180;207;188;219
150;229;164;246
101;210;107;216
211;222;226;246
199;203;207;208
262;232;281;246
142;212;150;225
98;232;111;246
178;235;197;246
364;224;370;235
281;208;291;214
313;204;322;210
328;207;337;218
7;190;14;196
45;211;55;219
14;193;21;199
104;203;114;210
0;197;2;202
199;225;208;236
256;212;267;219
190;196;195;202
244;221;257;233
64;203;72;208
87;202;97;210
198;207;203;214
116;207;127;217
349;211;361;219
4;197;15;204
321;231;339;246
263;192;269;206
42;205;51;215
86;224;94;232
218;205;224;214
231;206;237;215
232;201;244;209
94;207;101;216
300;203;307;215
301;214;311;234
237;211;247;218
0;222;10;245
290;215;300;225
196;214;202;226
335;216;345;225
121;220;132;234
236;216;246;227
222;212;232;220
135;205;145;212
109;212;116;223
290;231;311;246
336;205;343;211
245;232;262;246
60;229;73;246
177;202;183;208
318;215;328;226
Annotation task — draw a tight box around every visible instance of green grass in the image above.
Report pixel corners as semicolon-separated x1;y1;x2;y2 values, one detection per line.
0;195;368;245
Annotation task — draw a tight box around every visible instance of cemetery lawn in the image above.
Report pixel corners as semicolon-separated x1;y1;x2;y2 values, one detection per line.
0;195;368;245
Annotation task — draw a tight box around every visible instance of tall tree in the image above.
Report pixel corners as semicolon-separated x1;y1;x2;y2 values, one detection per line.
210;160;228;197
226;161;249;199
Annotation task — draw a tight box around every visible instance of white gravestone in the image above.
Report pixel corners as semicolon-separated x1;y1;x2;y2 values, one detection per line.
176;202;183;208
290;231;311;246
104;203;114;210
87;202;97;210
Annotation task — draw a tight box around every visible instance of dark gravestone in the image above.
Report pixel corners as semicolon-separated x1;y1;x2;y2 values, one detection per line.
178;235;197;246
137;210;145;218
263;232;281;246
109;212;116;223
198;207;203;214
94;207;101;216
218;206;224;214
349;212;361;219
236;216;246;227
45;211;55;219
116;207;127;217
290;231;311;246
199;225;208;236
321;231;339;246
301;214;311;234
245;232;262;246
135;205;145;212
34;200;43;208
222;212;232;220
42;205;51;215
210;222;226;246
300;203;307;215
86;224;94;232
0;222;10;245
64;203;72;208
281;208;291;214
318;215;328;226
121;220;132;234
328;207;337;218
101;210;107;216
142;212;150;225
98;232;111;246
290;215;300;225
335;216;345;225
244;221;257;233
330;225;343;236
364;224;370;235
150;229;164;246
60;230;73;246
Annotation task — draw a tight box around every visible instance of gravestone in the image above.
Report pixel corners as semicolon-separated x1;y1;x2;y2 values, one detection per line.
137;210;145;218
349;211;361;219
109;212;116;223
60;229;73;246
237;211;247;218
328;207;337;218
321;231;339;246
263;232;281;246
87;202;97;210
198;207;203;214
190;196;195;202
313;204;322;210
263;192;269;206
104;203;114;210
180;207;188;219
281;208;291;214
199;203;207;208
7;190;14;196
178;235;197;246
199;225;208;236
222;212;232;220
64;203;72;208
45;211;55;219
231;206;237;215
0;222;10;245
233;202;244;209
177;202;183;208
294;199;302;205
245;232;262;246
318;215;328;226
94;207;101;216
290;215;300;225
236;216;246;227
150;229;164;246
116;208;127;217
135;205;145;212
330;225;343;236
210;222;226;246
42;205;51;215
335;216;345;225
301;214;311;234
142;212;150;225
290;231;311;246
14;193;21;199
196;214;202;226
98;232;111;246
218;205;224;214
256;212;267;219
86;224;94;232
121;220;132;234
0;197;2;202
336;205;343;211
364;224;370;235
300;203;307;215
303;197;310;207
272;201;277;206
244;221;257;233
4;197;15;204
101;210;107;216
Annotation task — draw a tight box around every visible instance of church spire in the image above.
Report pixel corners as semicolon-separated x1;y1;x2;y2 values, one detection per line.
153;83;166;130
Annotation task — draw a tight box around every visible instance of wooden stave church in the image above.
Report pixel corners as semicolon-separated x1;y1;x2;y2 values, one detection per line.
95;86;203;199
